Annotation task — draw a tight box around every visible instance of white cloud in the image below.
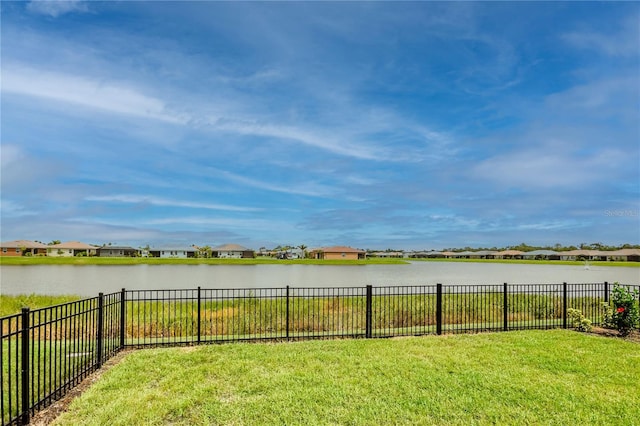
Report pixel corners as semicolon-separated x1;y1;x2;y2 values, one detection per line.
214;119;384;161
2;65;188;124
562;17;640;57
85;195;262;212
472;147;626;189
26;0;89;18
205;167;337;198
0;200;37;218
0;144;25;169
143;216;282;230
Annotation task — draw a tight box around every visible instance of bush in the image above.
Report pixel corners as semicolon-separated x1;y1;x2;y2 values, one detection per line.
602;284;639;337
567;308;592;332
601;303;615;329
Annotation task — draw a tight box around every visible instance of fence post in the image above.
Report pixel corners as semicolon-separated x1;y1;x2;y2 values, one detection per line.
604;281;609;303
120;288;126;349
96;293;104;368
197;287;202;344
365;285;372;338
503;283;508;331
20;307;30;426
285;286;290;340
562;283;568;329
436;284;442;335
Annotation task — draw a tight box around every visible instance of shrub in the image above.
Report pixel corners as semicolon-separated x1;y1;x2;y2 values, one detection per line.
603;284;639;337
567;308;592;332
601;303;615;329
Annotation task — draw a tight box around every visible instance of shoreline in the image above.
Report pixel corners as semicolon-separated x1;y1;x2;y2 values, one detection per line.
0;256;638;267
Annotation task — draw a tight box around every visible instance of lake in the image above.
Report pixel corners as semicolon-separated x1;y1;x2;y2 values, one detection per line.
1;262;638;297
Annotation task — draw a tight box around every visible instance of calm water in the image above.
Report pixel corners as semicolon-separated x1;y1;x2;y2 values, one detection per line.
1;262;638;297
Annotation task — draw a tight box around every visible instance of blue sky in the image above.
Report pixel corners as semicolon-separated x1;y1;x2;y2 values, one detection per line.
1;1;639;250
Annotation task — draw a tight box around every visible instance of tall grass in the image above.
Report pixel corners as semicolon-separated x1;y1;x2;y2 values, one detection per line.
0;294;81;317
2;292;623;341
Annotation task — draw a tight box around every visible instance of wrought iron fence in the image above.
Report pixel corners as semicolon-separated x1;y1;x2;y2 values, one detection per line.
1;293;122;426
2;282;638;425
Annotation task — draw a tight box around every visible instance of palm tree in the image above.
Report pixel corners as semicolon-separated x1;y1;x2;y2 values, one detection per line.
298;245;307;259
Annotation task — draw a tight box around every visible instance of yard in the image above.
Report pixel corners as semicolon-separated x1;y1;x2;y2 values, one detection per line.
50;330;639;425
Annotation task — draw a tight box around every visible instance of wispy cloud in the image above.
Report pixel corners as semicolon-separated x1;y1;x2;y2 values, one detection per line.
562;16;640;57
471;147;626;189
26;0;89;18
2;65;187;124
86;195;262;212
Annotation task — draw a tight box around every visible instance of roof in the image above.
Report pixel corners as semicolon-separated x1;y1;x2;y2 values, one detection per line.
213;243;252;251
0;240;48;249
313;246;365;253
559;249;601;256
149;247;197;251
607;248;640;256
473;250;498;256
98;246;138;250
48;241;99;249
523;250;559;256
496;250;525;255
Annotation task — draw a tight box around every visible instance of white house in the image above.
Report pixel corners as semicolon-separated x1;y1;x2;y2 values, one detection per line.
47;241;99;257
212;244;255;259
148;247;196;258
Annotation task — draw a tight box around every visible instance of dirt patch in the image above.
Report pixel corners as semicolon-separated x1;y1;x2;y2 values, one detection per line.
30;349;134;425
588;327;640;343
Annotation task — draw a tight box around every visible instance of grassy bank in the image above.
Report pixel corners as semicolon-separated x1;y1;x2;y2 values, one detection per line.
54;330;640;425
410;257;639;267
0;257;408;266
2;256;638;267
3;292;608;333
0;294;82;317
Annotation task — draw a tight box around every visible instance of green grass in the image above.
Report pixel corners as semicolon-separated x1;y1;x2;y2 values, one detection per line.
0;257;408;265
54;330;640;425
2;256;638;267
410;257;639;267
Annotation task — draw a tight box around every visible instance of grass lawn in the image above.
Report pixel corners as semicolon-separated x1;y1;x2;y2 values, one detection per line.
54;330;640;425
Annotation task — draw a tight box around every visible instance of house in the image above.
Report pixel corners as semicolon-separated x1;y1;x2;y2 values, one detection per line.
97;246;140;257
558;250;604;261
310;246;366;260
521;250;560;260
47;241;99;257
148;247;196;258
495;250;525;259
370;251;404;258
605;248;640;262
211;244;255;259
0;240;49;256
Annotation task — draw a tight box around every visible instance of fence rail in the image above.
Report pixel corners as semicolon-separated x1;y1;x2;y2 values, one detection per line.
2;282;639;425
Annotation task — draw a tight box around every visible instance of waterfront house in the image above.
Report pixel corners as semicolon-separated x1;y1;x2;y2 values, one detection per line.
148;247;196;258
371;251;404;258
212;244;255;259
495;250;525;259
0;240;49;256
522;250;560;260
605;248;640;262
47;241;99;257
97;245;140;257
310;246;366;260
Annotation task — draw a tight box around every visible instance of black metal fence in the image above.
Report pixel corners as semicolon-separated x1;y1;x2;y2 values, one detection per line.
2;282;639;425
